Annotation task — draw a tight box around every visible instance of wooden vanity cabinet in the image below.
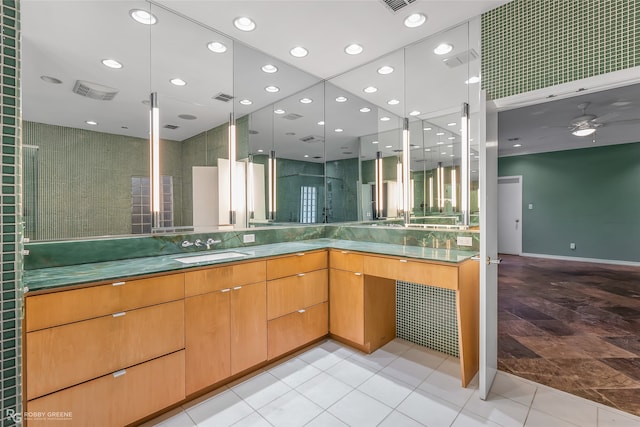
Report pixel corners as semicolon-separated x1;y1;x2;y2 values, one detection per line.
184;260;267;395
329;250;396;353
266;251;328;359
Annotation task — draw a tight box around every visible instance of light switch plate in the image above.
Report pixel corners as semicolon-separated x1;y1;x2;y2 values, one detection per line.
243;234;255;243
528;203;533;210
457;236;473;247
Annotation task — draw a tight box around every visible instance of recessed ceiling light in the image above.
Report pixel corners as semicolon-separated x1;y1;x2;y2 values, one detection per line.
178;114;197;120
572;128;596;136
274;109;286;114
363;86;378;94
335;128;344;133
336;96;348;103
450;154;455;157
130;9;157;25
424;148;431;151
258;149;264;153
239;99;253;105
170;78;187;86
317;121;325;126
434;43;453;55
513;143;522;147
299;97;313;104
101;59;123;69
387;99;400;105
437;141;444;145
448;136;455;140
380;116;391;122
441;152;447;155
360;107;371;113
290;46;309;58
475;156;480;159
207;41;227;53
265;85;280;93
234;16;256;31
344;43;364;55
409;110;421;116
423;127;432;131
85;120;98;126
447;144;453;148
377;65;394;75
385;145;393;148
304;155;310;158
40;75;62;84
447;122;456;126
261;64;278;73
436;132;445;136
465;76;480;84
404;13;427;28
372;141;379;144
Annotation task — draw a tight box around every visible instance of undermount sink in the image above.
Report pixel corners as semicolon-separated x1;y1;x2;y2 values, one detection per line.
175;251;249;264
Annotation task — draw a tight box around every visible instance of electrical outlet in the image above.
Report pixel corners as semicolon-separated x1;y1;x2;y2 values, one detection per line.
243;234;255;243
528;203;533;210
570;242;576;250
457;236;473;247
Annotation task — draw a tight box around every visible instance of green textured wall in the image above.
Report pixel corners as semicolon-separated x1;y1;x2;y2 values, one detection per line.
1;0;20;423
498;142;640;262
276;158;324;223
22;121;183;240
482;0;640;99
326;157;359;222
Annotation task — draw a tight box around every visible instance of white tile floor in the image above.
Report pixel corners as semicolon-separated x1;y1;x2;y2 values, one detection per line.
144;339;640;427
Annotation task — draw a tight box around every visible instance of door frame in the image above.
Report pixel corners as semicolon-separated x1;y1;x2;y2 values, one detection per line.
497;175;523;255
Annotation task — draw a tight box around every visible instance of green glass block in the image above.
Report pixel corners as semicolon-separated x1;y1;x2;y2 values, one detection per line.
2;177;14;186
1;145;14;154
3;36;15;47
2;116;15;125
2;224;15;233
4;6;16;18
3;243;15;252
2;126;15;136
2;95;15;105
3;195;15;203
1;185;14;194
3;76;16;86
3;46;16;57
2;154;15;164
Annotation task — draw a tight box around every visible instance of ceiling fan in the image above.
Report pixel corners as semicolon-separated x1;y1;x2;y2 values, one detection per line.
569;102;605;136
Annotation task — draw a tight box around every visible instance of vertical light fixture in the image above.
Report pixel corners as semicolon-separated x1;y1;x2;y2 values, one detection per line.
375;151;383;219
396;160;403;214
402;117;410;224
247;155;254;219
461;102;470;226
228;113;237;224
437;161;444;212
451;168;457;209
150;92;160;228
268;150;277;220
428;176;433;210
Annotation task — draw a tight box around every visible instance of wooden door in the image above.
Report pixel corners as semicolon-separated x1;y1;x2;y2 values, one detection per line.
230;282;267;375
329;269;364;345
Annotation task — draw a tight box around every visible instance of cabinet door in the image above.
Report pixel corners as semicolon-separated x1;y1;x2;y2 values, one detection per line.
231;282;267;375
266;269;328;320
27;350;185;427
185;291;231;395
329;269;364;345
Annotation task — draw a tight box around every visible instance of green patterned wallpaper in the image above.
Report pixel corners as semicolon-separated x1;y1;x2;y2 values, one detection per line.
482;0;640;99
1;1;20;424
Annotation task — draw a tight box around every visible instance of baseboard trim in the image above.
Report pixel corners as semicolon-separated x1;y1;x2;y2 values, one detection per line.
519;252;640;267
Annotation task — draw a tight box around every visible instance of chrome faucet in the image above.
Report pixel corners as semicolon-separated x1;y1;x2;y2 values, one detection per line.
206;238;221;249
194;239;204;247
181;240;194;248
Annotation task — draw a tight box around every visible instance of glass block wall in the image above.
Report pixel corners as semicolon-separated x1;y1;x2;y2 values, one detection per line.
0;1;21;425
396;281;459;357
482;0;640;99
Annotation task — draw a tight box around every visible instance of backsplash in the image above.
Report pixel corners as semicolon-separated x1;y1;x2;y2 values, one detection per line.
25;223;478;270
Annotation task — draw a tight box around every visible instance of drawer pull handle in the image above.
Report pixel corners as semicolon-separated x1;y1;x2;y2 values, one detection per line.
221;288;231;293
296;253;305;257
112;312;126;318
354;272;362;276
113;369;127;378
297;273;305;277
233;286;242;290
112;281;125;287
399;259;408;263
341;251;348;254
298;309;306;314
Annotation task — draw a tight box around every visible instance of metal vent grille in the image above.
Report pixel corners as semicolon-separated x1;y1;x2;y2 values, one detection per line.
164;124;179;130
213;92;234;102
72;80;118;100
282;113;303;120
380;0;416;12
300;135;324;143
442;49;479;68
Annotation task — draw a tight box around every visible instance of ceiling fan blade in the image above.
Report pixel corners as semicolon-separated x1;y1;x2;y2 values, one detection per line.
592;112;619;123
604;118;640;125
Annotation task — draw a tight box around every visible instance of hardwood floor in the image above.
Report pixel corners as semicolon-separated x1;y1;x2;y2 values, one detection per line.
497;255;640;416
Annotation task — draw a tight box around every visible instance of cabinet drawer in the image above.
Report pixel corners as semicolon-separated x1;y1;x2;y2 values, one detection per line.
267;302;328;360
267;269;328;320
363;255;458;290
185;260;266;297
26;300;185;400
25;274;184;331
266;250;327;280
27;350;185;427
329;249;364;272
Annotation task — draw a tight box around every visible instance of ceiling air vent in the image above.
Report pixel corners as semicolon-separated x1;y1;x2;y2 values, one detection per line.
442;49;479;68
164;124;179;130
380;0;416;12
213;92;234;102
72;80;118;101
300;135;324;143
282;113;303;120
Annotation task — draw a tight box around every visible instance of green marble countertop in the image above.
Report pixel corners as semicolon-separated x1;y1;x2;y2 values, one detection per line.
23;239;477;293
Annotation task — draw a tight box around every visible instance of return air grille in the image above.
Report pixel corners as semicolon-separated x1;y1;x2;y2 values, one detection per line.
72;80;118;100
380;0;416;12
442;49;479;68
300;135;324;143
164;124;179;130
213;92;234;102
282;113;303;120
